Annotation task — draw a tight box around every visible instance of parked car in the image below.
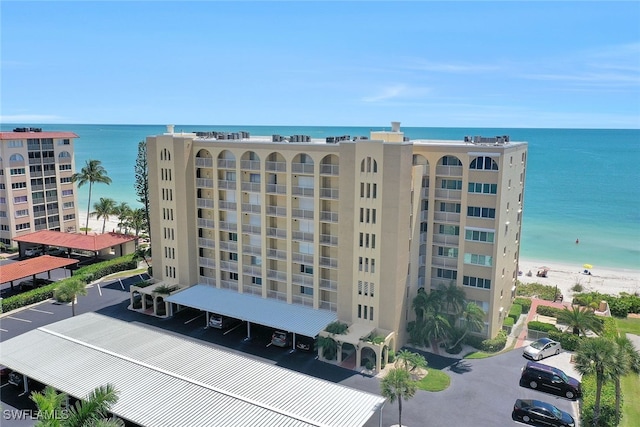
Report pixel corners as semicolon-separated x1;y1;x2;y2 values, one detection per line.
520;361;582;400
271;330;290;347
24;247;43;257
523;337;562;360
512;399;575;427
295;335;317;352
46;246;66;256
208;314;242;330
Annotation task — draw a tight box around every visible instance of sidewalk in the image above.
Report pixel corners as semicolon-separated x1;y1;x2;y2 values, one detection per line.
514;298;570;349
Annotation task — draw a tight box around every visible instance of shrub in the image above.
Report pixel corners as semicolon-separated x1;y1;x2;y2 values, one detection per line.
154;284;178;295
527;321;559;333
73;254;137;283
580;374;617;427
547;330;582;351
463;334;485;350
1;284;57;312
516;282;558;301
503;316;515;327
536;305;562;317
508;304;523;322
513;297;532;313
325;321;349;335
571;283;584;292
479;330;507;353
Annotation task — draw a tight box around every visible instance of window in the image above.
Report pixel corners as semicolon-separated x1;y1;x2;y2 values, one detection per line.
467;206;496;219
225;171;236;181
14;196;28;204
60;176;72;184
439;224;460;235
15;209;29;217
249;173;260;183
441;179;462;190
252;277;262;285
438;246;458;258
229;252;238;261
0;197;4;204
229;232;238;241
62;189;74;197
358;280;363;295
63;214;76;221
300;264;313;275
11;182;27;189
441;156;462;166
439;202;460;213
300;286;313;295
463;276;491;289
10;168;26;175
7;140;23;147
16;222;31;230
437;268;457;280
56;139;71;145
9;154;25;162
468;182;498;194
465;228;495;243
59;164;72;171
58;151;71;158
470;156;499;170
464;253;493;267
229;272;239;281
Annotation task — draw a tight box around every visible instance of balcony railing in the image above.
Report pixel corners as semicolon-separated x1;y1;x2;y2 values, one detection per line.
267;269;287;281
292;187;314;197
265;184;286;194
292;230;314;242
432;234;460;245
240;160;260;170
292;295;314;308
292;252;314;264
292;274;314;286
196;178;214;188
421;188;429;198
292;208;314;220
267;290;287;302
319;164;339;175
319;278;337;291
266;248;287;260
241;203;261;214
31;184;44;191
43;170;56;177
217;159;236;169
319;301;337;312
218;201;237;210
242;265;262;276
266;227;287;239
198;257;216;268
197;218;215;229
195;157;213;167
199;275;216;286
197;198;214;209
243;284;262;296
266;206;286;217
218;180;236;190
219;260;238;272
241;224;261;234
198;237;215;248
319;211;338;223
218;221;237;231
242;244;262;256
434;212;460;223
218;240;237;252
319;234;338;246
436;165;463;176
319;256;338;269
319;188;339;199
220;280;238;291
431;256;458;269
265;161;286;172
435;189;462;200
291;163;314;174
241;182;261;192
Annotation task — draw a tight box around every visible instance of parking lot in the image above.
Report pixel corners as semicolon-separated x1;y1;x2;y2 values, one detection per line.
1;271;581;427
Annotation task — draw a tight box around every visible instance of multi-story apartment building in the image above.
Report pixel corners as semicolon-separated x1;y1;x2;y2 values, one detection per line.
0;128;80;247
147;122;527;349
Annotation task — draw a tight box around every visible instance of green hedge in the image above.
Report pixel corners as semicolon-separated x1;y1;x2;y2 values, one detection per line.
479;330;508;353
536;305;563;317
527;321;559;333
1;254;139;313
513;297;532;313
508;304;523;322
503;317;515;327
547;330;582;351
516;282;558;301
580;374;617;427
573;291;640;317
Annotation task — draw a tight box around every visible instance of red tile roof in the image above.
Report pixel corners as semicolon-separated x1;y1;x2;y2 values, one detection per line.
13;230;137;252
0;131;78;140
0;255;78;284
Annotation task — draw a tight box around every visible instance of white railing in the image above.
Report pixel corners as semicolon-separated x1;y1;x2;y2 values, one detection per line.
218;180;236;190
292;230;314;242
431;256;458;269
291;163;314;174
432;234;460;245
242;224;261;234
266;206;287;216
266;248;287;260
319;188;339;199
198;257;216;268
241;203;261;214
242;244;262;255
435;189;462;200
266;227;287;239
240;160;260;170
292;295;314;308
217;159;236;169
265;161;286;172
436;165;463;176
292;252;314;264
196;178;214;188
319;301;337;312
197;198;214;208
242;265;262;276
434;212;460;222
195;157;213;167
267;269;287;281
219;280;238;291
218;201;237;210
219;260;238;272
292;274;314;286
241;182;261;192
218;240;238;251
292;208;314;219
218;221;237;231
198;237;215;248
320;164;339;175
319;278;337;290
199;275;216;286
292;187;314;197
319;234;338;246
266;184;287;194
243;284;262;296
319;256;338;269
319;211;338;222
267;290;287;301
197;218;215;229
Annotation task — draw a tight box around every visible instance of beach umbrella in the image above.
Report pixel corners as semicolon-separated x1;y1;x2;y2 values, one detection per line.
539;266;550;271
583;263;593;269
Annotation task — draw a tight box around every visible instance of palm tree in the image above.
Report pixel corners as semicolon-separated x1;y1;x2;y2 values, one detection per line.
134;245;151;268
318;336;338;360
30;386;66;427
412;288;442;322
54;279;88;316
72;160;112;235
395;350;427;379
447;302;486;351
556;305;604;336
113;202;131;234
128;208;147;236
380;368;417;427
438;282;466;317
611;336;640;423
574;337;618;427
91;197;116;234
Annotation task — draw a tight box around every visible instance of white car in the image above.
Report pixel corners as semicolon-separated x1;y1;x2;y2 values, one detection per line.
523;337;562;360
24;247;43;257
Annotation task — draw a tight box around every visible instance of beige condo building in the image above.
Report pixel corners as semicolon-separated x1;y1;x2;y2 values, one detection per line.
147;122;527;356
0;128;80;247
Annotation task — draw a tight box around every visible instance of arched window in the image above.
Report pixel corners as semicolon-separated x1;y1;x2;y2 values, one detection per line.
361;156;379;173
470;156;499;170
440;156;462;166
9;154;24;161
58;151;71;158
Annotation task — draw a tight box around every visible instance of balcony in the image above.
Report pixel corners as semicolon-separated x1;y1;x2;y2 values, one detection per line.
431;256;459;269
292;295;314;308
241;203;261;214
195;157;213;167
218;180;236;190
43;170;56;177
320;164;339;175
319;234;338;246
291;163;314;174
242;244;262;256
292;208;314;220
29;158;41;165
319;301;337;312
217;159;236;169
266;206;286;217
218;200;237;211
420;210;429;221
241;182;261;192
433;212;460;223
45;182;57;190
435;189;462;200
265;161;286;172
319;211;338;223
266;248;287;260
243;284;262;296
292;274;314;287
197;218;215;229
292;252;314;264
218;240;237;252
47;221;60;228
292;230;314;242
219;221;237;232
319;188;339;199
292;187;314;197
220;280;238;291
241;224;261;234
421;188;429;198
265;184;286;194
196;178;214;188
266;227;287;239
267;290;287;302
436;165;463;176
242;265;262;276
199;275;216;286
198;237;215;248
240;160;260;170
198;257;217;268
432;234;460;245
31;184;44;191
319;278;337;291
47;208;59;216
267;269;287;281
319;256;338;269
197;198;214;209
35;223;48;231
219;260;238;272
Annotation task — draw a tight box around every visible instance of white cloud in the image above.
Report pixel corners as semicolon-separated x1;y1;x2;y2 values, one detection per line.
362;84;431;103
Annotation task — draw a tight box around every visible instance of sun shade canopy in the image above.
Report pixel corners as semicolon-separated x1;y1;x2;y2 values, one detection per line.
0;255;78;283
0;313;384;427
166;284;338;337
13;230;137;252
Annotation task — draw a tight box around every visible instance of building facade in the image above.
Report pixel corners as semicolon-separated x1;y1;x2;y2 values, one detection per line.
0;128;80;247
147;123;527;346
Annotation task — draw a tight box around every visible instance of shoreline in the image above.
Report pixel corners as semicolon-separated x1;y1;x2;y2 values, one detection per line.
76;213;640;299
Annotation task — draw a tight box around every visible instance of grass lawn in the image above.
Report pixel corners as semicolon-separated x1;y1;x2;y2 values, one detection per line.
463;351;492;359
416;368;450;391
615;316;640;335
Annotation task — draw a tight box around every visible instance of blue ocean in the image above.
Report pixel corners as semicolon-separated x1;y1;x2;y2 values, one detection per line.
2;123;639;270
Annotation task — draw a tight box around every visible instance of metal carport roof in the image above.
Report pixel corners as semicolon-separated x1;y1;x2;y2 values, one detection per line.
166;284;338;337
0;255;78;284
0;313;385;427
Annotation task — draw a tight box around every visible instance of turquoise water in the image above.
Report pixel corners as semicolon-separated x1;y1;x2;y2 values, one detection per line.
3;123;639;270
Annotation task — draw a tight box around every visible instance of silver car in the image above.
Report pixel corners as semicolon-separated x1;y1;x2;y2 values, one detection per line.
523;338;562;360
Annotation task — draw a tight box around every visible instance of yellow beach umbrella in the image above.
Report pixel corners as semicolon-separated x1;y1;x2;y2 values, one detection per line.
583;263;593;269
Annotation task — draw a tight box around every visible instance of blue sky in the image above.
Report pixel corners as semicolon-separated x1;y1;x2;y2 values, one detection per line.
2;1;639;128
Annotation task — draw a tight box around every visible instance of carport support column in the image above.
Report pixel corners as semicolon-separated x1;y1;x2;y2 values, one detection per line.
22;374;29;395
246;322;252;340
355;346;362;369
205;311;210;328
337;342;343;363
375;347;382;372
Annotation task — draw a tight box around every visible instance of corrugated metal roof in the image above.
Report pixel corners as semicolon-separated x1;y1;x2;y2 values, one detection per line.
13;230;137;251
0;255;78;283
0;313;385;427
166;284;338;337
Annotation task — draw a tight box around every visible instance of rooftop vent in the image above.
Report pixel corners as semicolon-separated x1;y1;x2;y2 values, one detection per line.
391;121;401;132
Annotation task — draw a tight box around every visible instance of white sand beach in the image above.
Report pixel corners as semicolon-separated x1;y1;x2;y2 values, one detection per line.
518;258;640;300
77;212;639;299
